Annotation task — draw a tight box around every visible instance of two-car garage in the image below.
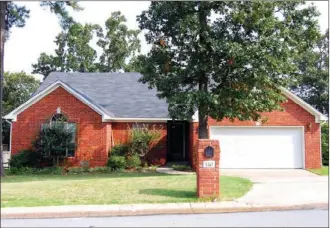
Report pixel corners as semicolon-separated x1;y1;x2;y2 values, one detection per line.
209;127;304;169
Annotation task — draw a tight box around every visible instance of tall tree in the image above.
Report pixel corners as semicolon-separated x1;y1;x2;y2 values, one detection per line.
291;29;329;115
0;2;7;177
32;23;101;77
137;1;321;139
33;11;142;76
125;54;148;72
3;71;40;114
2;72;39;148
0;1;81;176
97;11;141;72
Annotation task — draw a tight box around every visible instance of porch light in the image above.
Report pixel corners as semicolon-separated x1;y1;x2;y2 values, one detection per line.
57;107;61;114
307;122;312;130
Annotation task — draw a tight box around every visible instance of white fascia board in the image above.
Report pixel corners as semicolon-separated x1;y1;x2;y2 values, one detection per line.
280;87;328;123
4;81;111;122
106;117;171;122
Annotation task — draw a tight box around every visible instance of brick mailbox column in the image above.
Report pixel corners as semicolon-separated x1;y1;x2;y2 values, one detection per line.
196;139;220;198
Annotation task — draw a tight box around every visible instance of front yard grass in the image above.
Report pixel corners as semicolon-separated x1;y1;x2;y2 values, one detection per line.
1;172;252;208
308;166;329;176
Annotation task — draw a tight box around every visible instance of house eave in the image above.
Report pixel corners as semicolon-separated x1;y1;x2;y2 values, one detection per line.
280;87;328;123
3;81;112;122
105;117;172;123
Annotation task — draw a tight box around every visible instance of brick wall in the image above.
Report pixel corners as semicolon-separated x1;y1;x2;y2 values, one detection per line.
189;98;322;169
111;122;168;165
11;87;109;167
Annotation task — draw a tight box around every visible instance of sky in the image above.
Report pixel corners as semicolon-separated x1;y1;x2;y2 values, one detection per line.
4;1;329;81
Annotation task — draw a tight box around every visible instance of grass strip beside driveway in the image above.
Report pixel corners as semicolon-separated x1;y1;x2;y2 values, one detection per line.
308;166;329;176
1;173;252;207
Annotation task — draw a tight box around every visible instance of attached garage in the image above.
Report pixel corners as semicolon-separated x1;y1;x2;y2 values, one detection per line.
209;126;304;169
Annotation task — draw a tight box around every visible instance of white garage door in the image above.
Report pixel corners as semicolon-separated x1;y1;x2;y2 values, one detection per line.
209;127;304;169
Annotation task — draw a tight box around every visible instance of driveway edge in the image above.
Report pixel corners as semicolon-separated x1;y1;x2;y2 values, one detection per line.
1;202;328;219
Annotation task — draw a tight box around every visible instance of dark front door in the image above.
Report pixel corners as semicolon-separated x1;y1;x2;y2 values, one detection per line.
168;121;187;161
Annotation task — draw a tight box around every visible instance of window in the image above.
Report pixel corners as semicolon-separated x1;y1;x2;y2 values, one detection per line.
41;113;76;157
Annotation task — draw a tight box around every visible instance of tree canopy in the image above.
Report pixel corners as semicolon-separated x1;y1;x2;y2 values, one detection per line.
137;1;321;138
97;11;141;72
291;29;329;115
32;11;142;78
3;71;39;115
32;23;101;76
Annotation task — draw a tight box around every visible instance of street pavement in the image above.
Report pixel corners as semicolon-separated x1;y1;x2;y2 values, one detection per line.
1;209;328;227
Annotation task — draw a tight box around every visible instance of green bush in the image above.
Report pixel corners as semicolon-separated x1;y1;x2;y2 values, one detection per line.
34;123;75;167
171;164;192;171
130;125;161;165
109;144;130;156
9;150;42;169
68;167;85;174
322;123;329;166
126;155;141;169
36;167;63;175
88;166;111;173
107;155;126;171
7;167;62;175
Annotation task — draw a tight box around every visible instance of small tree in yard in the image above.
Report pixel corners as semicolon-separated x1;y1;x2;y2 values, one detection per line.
35;123;75;167
137;1;321;139
129;124;161;166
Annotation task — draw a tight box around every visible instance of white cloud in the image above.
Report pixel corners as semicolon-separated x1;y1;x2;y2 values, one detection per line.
4;1;328;80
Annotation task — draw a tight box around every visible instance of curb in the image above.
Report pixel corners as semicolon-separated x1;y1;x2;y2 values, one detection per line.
1;203;328;219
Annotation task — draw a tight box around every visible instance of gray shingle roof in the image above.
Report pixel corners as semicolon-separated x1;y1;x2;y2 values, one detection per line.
35;72;169;118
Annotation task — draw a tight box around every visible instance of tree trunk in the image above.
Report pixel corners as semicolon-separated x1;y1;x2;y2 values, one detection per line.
198;104;209;139
0;2;7;177
197;1;209;140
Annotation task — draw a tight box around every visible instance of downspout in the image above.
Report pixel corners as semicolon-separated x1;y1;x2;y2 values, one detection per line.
111;128;114;147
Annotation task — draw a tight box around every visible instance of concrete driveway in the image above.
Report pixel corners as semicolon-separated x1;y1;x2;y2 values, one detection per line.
221;169;328;206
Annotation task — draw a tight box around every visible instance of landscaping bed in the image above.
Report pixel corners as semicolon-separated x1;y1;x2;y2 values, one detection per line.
1;172;252;207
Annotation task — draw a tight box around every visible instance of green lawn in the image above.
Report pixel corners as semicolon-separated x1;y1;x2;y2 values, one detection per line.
308;166;329;176
1;172;252;208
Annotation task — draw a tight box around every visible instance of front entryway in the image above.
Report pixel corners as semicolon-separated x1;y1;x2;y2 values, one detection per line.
167;121;189;162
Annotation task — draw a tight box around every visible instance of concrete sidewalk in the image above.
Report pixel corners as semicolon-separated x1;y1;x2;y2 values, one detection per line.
1;201;328;219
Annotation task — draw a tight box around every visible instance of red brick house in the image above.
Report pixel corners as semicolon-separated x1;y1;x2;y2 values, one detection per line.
4;72;327;169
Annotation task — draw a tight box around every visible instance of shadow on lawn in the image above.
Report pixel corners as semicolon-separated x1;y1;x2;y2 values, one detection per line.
139;189;196;199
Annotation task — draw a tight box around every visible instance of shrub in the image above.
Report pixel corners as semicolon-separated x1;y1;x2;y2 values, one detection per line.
148;165;160;171
321;123;329;166
34;123;75;167
9;150;42;169
7;167;62;175
109;144;130;157
129;124;161;165
126;155;141;169
171;164;192;171
68;167;85;174
36;167;63;175
107;155;126;171
88;167;111;173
